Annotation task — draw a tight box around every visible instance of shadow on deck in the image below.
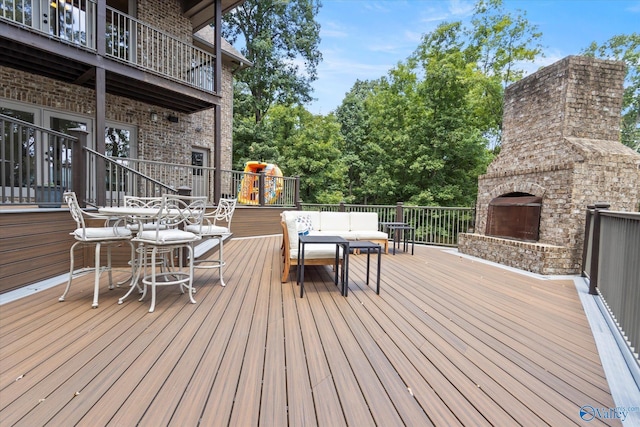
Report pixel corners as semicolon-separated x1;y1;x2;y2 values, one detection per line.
0;235;630;426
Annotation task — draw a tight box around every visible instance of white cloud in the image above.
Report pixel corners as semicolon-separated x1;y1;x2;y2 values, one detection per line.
321;21;349;39
627;1;640;12
448;0;475;17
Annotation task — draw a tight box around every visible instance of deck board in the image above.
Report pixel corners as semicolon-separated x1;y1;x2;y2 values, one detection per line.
0;236;625;426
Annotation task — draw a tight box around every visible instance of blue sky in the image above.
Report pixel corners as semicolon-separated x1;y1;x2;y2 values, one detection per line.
308;0;640;115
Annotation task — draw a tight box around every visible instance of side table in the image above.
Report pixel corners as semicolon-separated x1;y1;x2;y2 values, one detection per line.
297;235;350;298
386;224;415;255
348;241;382;294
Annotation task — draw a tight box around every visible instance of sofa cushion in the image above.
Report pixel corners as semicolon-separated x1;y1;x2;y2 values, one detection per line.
306;211;321;230
290;243;344;259
354;231;388;241
282;211;301;250
319;212;350;232
349;212;379;232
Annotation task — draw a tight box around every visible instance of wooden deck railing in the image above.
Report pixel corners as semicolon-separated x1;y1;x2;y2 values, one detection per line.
583;204;640;372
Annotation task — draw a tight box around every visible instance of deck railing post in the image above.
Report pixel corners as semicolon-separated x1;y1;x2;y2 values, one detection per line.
339;201;345;212
396;202;404;222
588;202;610;295
581;205;595;278
68;128;88;208
295;176;301;210
258;172;266;206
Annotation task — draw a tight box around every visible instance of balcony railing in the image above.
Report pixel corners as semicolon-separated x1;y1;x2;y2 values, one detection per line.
1;2;216;93
105;7;216;92
583;204;640;380
1;0;97;48
0;114;75;207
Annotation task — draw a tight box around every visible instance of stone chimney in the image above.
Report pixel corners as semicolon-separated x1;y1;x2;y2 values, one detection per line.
458;56;640;275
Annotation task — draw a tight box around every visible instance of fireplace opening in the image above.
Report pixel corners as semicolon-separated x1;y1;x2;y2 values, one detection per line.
486;192;542;242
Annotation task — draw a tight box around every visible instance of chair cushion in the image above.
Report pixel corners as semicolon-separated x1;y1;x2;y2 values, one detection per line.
74;227;131;240
137;229;199;244
127;222;167;232
185;224;229;235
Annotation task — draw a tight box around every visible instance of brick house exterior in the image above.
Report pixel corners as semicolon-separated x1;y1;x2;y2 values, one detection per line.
1;0;246;199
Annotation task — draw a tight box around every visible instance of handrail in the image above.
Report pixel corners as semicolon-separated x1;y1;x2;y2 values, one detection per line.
582;205;640;374
105;6;216;92
83;147;176;207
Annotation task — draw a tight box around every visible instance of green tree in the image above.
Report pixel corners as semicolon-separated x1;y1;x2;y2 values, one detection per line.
264;105;347;203
223;0;322;123
465;0;544;149
583;33;640;152
334;80;379;203
466;0;544;86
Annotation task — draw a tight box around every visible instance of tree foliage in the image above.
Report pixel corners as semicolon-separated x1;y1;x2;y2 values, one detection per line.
222;0;322;123
334;1;543;206
225;0;549;206
264;105;348;203
582;33;640;152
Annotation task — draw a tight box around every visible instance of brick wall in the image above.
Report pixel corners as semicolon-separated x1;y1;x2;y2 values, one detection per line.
459;56;640;275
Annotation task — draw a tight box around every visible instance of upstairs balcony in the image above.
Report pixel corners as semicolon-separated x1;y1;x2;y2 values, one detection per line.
0;0;235;113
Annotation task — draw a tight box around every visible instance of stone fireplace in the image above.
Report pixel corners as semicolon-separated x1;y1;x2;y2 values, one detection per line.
458;56;640;275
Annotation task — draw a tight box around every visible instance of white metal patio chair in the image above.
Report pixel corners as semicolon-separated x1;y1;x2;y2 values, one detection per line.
126;194;207;313
186;197;237;287
59;191;135;308
117;195;168;287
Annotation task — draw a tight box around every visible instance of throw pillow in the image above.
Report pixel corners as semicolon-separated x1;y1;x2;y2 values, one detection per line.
296;214;313;236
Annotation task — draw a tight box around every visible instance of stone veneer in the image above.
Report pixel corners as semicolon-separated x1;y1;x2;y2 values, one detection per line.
458;56;640;275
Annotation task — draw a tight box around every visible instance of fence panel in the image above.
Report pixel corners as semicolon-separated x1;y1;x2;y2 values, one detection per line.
597;212;640;364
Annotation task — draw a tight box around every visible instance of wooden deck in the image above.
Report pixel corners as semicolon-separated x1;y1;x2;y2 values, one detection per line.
0;235;622;426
